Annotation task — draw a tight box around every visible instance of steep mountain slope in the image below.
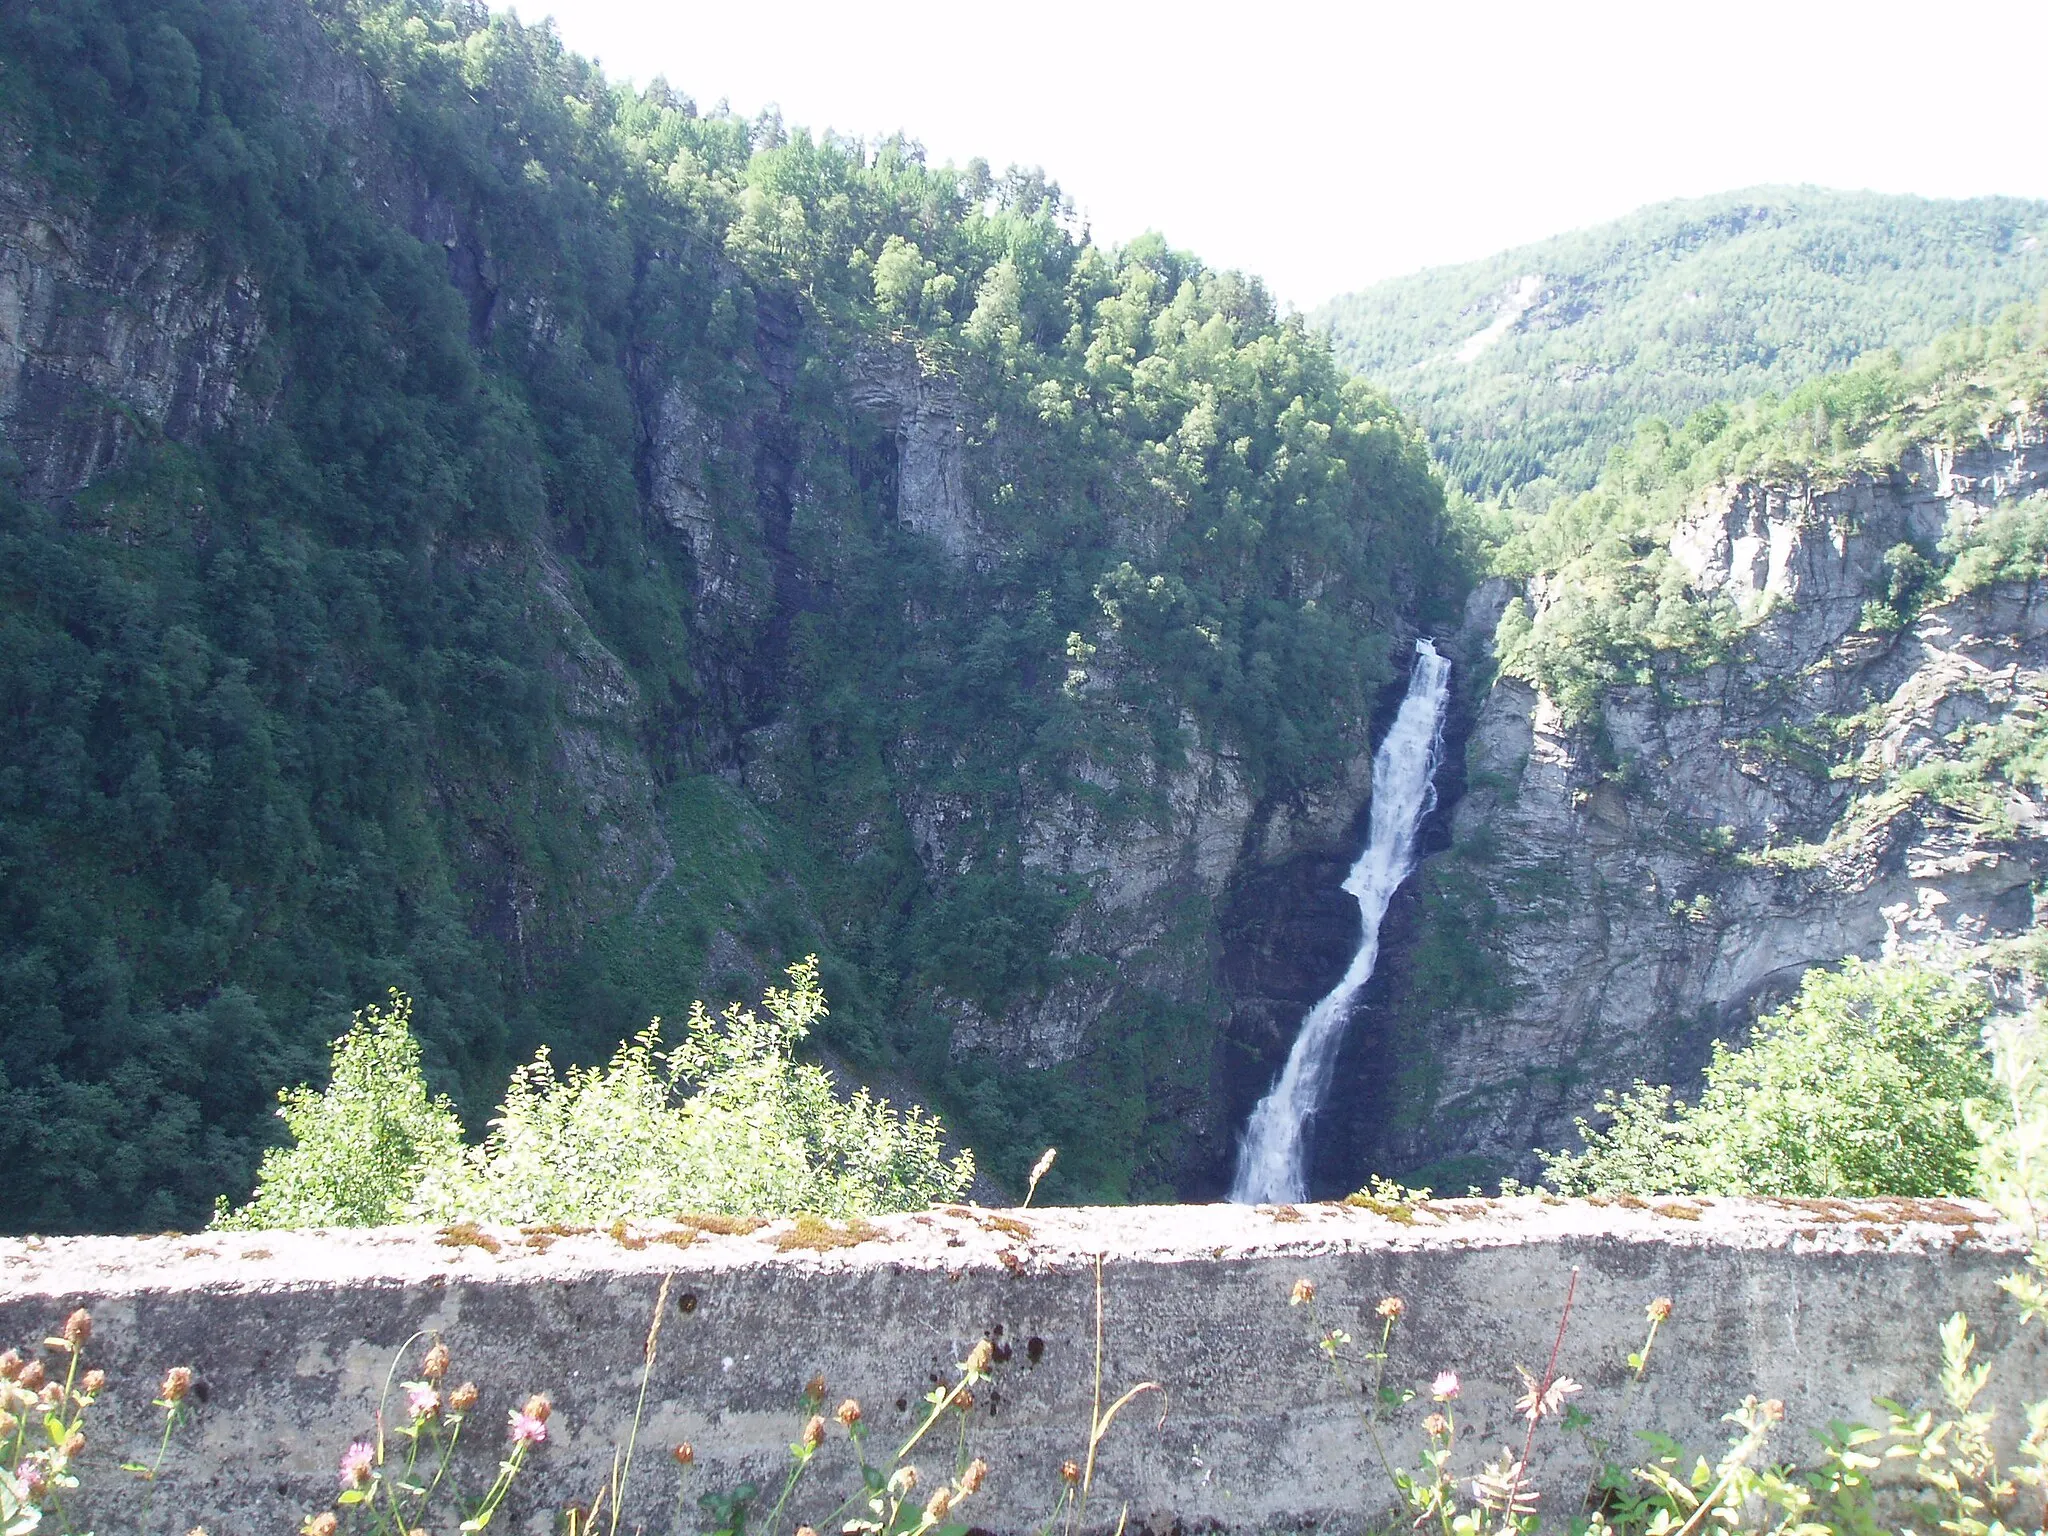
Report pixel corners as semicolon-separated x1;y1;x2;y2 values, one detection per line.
1325;305;2048;1192
0;0;1465;1229
1315;188;2048;498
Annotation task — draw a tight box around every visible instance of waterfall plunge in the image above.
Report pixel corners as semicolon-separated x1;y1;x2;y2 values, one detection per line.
1229;639;1452;1204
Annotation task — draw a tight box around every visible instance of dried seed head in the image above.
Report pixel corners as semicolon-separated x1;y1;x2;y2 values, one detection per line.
965;1339;994;1375
1761;1398;1785;1424
0;1349;20;1381
925;1487;954;1520
61;1430;86;1458
673;1442;696;1467
37;1383;62;1411
835;1398;862;1428
303;1514;339;1536
18;1360;46;1391
521;1394;552;1424
420;1342;450;1382
953;1389;974;1412
960;1458;988;1495
1288;1277;1315;1307
1646;1297;1673;1324
1422;1412;1450;1438
1060;1460;1081;1486
81;1369;107;1396
890;1466;919;1494
1376;1296;1405;1321
449;1381;479;1413
805;1374;827;1403
795;1527;818;1536
160;1366;193;1404
63;1309;92;1347
802;1414;826;1450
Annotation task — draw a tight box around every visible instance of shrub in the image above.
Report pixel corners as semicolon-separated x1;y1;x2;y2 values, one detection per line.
213;992;464;1230
412;959;970;1224
1542;952;1991;1197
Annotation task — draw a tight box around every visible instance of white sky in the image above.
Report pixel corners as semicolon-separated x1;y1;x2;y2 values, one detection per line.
524;0;2048;310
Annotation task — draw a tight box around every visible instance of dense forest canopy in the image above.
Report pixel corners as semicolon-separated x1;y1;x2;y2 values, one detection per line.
1316;187;2048;499
0;0;1459;1229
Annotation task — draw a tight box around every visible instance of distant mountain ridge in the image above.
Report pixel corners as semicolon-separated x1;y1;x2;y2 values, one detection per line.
1315;187;2048;498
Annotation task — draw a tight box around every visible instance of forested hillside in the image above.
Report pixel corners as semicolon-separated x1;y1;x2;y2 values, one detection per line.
1316;188;2048;498
0;0;1463;1230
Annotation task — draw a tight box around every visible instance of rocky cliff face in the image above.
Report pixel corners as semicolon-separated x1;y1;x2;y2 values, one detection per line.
1333;417;2048;1190
0;169;267;500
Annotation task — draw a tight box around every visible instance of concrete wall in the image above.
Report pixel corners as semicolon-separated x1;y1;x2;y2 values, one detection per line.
0;1197;2038;1534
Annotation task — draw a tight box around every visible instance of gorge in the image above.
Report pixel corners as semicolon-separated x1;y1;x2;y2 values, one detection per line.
3;0;2047;1234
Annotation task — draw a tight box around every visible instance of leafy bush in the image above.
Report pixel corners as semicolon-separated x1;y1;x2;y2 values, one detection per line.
218;963;972;1228
1541;953;1992;1197
213;993;464;1230
1945;493;2048;596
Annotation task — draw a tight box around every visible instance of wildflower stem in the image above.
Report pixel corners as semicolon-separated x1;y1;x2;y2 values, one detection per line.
609;1272;673;1536
1508;1265;1579;1527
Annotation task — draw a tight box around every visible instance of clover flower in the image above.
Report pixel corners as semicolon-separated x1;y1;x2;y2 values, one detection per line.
1376;1296;1405;1321
1289;1277;1316;1306
449;1381;479;1413
1646;1297;1673;1323
1431;1370;1460;1401
338;1440;375;1490
406;1383;441;1421
802;1414;826;1450
159;1366;193;1403
508;1404;549;1446
835;1398;862;1428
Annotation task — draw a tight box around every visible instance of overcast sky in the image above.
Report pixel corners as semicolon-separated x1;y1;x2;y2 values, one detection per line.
526;0;2048;310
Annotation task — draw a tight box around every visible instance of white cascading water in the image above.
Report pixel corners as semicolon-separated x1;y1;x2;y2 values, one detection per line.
1229;639;1453;1204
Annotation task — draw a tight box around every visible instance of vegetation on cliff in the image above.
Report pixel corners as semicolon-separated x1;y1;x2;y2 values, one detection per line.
1491;293;2048;727
1317;187;2048;497
0;0;1461;1229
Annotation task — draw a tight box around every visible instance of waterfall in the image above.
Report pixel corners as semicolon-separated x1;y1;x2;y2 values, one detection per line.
1229;639;1453;1204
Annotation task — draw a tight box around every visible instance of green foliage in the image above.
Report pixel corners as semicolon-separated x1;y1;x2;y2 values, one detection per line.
212;992;464;1229
1945;493;2048;596
1317;187;2048;496
412;959;973;1221
219;963;972;1227
0;0;1464;1228
1542;953;1993;1197
1490;297;2048;725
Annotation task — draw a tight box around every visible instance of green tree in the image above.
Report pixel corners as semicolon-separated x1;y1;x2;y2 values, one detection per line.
1543;953;1993;1197
213;993;464;1229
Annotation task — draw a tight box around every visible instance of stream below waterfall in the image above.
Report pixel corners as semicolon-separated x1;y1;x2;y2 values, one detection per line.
1229;638;1452;1203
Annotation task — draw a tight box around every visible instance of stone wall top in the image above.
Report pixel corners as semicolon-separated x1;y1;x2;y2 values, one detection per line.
0;1197;2034;1533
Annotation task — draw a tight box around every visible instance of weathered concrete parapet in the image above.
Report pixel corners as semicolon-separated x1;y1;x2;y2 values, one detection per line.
1;1198;2037;1533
